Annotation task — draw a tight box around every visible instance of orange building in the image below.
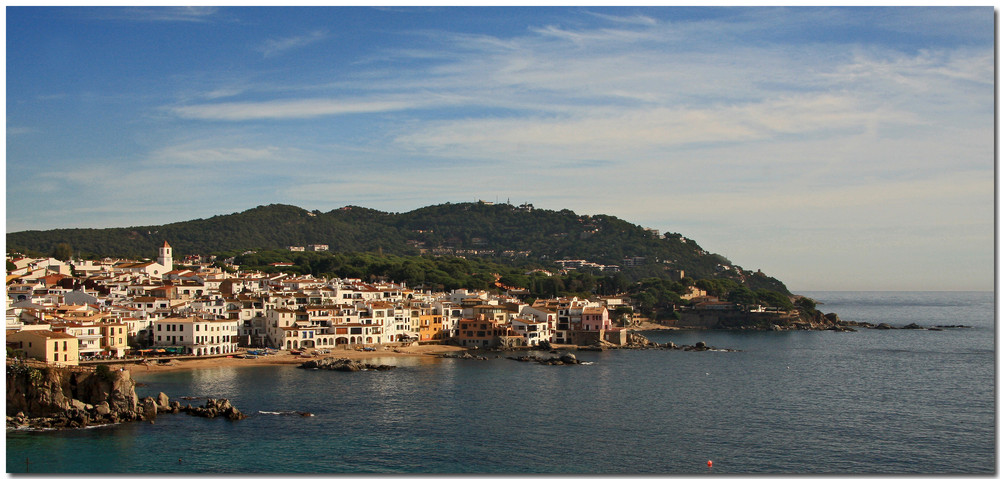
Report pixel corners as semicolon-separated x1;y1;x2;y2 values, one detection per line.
101;322;129;357
418;314;445;341
457;315;513;348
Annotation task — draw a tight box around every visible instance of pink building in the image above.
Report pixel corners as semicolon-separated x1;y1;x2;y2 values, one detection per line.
580;306;611;331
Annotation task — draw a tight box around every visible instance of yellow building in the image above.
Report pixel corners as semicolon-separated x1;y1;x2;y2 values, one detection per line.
101;322;129;357
7;329;80;365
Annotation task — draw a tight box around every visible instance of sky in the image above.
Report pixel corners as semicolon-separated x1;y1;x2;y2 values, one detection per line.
5;6;995;292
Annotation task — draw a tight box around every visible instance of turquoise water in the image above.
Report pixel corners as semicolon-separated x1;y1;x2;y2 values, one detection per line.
6;291;995;474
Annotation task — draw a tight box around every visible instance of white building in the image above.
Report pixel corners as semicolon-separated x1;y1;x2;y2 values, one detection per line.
510;317;552;346
114;241;174;278
152;316;239;356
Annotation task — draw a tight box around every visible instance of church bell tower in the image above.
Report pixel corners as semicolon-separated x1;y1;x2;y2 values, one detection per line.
158;241;173;271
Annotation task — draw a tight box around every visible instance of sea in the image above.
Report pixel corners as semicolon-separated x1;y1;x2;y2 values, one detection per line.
6;291;995;474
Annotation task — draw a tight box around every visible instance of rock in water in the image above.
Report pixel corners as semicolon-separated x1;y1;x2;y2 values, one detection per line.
298;357;395;372
140;397;158;421
559;353;578;364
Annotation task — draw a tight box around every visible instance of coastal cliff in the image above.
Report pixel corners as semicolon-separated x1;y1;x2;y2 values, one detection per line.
6;361;141;426
6;360;246;429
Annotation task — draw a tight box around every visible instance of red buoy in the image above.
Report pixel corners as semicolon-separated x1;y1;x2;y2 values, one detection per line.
707;460;713;468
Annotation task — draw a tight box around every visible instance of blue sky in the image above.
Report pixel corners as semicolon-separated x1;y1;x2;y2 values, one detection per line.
5;6;994;291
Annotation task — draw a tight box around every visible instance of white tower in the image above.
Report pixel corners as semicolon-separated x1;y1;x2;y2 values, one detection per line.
158;241;173;271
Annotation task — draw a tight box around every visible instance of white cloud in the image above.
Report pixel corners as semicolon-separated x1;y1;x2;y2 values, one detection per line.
202;86;249;100
259;30;328;57
583;11;659;27
93;7;219;23
146;145;285;166
392;92;912;162
10;8;992;290
168;98;423;121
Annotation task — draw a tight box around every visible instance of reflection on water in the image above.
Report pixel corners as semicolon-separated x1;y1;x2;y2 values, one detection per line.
189;367;241;398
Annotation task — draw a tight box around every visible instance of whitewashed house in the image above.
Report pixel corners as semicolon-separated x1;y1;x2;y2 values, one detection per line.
510;316;552;346
152;316;239;356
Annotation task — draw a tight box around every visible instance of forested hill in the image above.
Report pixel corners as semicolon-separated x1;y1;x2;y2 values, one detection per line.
7;202;789;294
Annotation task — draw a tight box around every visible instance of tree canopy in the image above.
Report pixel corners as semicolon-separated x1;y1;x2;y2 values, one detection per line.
8;202;791;295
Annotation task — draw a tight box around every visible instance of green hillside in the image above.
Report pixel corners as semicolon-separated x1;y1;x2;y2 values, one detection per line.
6;201;789;294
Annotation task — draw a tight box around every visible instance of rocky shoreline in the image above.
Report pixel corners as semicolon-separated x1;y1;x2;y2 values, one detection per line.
839;321;970;331
9;315;957;431
6;360;246;431
298;357;396;371
671;307;962;333
439;332;738;361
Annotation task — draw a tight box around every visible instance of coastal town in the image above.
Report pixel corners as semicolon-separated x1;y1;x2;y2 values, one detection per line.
5;241;667;367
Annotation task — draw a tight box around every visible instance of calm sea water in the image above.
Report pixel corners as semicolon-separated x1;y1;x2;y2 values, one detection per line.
7;291;995;474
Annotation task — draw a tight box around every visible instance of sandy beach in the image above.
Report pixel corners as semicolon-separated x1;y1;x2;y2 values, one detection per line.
125;343;470;376
122;323;674;376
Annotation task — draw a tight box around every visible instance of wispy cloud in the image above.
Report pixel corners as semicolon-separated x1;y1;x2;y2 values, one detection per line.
146;145;286;166
392;92;911;162
91;7;219;23
9;7;992;290
7;126;37;136
202;86;250;100
584;11;659;26
168;98;424;121
259;30;328;57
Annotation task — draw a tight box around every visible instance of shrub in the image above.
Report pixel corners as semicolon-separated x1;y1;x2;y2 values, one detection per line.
95;363;114;381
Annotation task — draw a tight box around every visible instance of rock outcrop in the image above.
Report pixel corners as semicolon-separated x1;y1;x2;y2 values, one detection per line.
440;352;490;360
7;362;141;425
180;398;247;420
6;361;246;430
298;357;396;371
678;308;858;332
626;332;656;348
506;352;583;365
